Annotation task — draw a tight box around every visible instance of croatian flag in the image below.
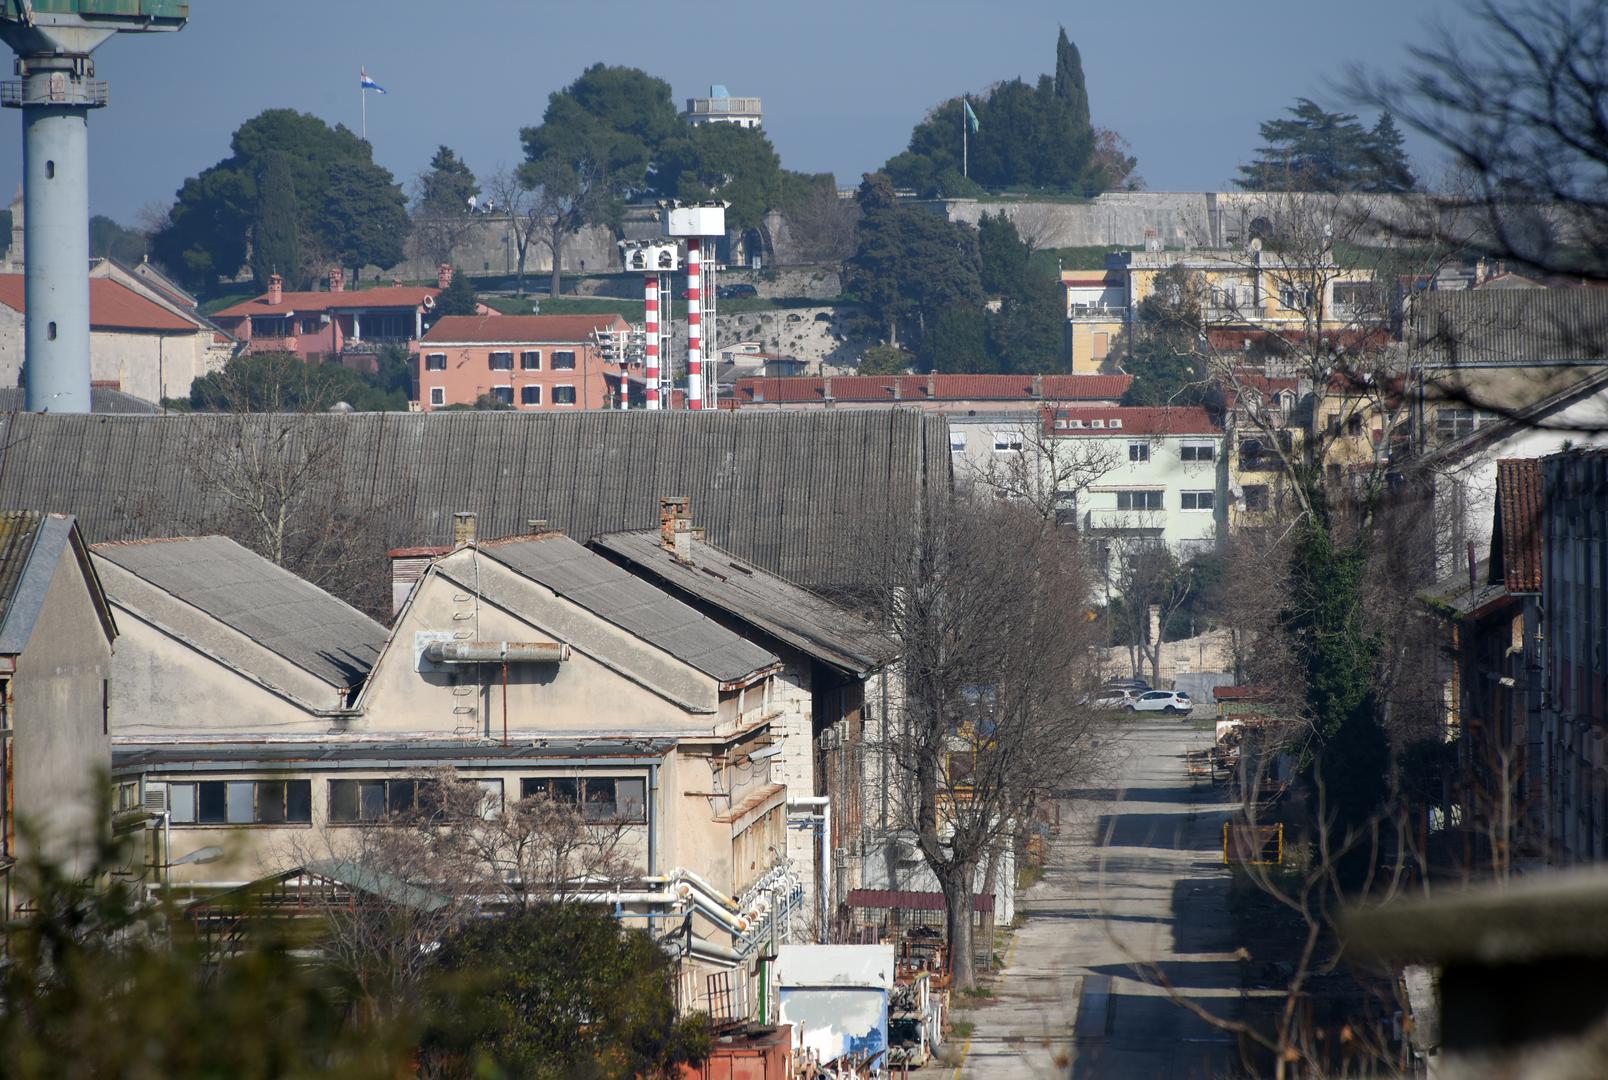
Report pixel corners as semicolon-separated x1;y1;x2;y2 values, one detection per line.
360;68;387;94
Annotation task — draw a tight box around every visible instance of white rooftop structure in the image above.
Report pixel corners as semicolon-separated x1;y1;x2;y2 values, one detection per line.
685;84;762;128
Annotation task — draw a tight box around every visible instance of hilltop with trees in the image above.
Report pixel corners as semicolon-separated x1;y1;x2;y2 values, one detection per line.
884;29;1139;197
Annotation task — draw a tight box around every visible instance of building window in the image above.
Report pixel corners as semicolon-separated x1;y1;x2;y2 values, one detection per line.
1115;490;1164;511
993;431;1023;453
1347;414;1363;437
299;317;322;335
1243;485;1270;511
521;385;542;406
329;778;446;824
1128;442;1150;462
1279;286;1314;310
249;316;293;338
167;780;311;826
520;350;541;370
425;352;447;371
489;351;514;371
520;776;646;823
1180;442;1214;462
429;387;445;406
492;386;514;407
1325;413;1341;435
1181;490;1214;511
1436;408;1476;440
552;350;577;371
950;430;967;453
552;385;577;406
1092;332;1110;360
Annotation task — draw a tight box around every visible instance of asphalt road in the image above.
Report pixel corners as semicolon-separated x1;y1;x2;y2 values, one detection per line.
953;714;1244;1080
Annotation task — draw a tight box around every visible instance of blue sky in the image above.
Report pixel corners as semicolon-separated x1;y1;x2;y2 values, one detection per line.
0;0;1467;225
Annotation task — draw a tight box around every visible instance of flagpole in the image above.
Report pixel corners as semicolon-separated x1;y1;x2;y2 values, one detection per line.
962;97;968;179
361;81;367;141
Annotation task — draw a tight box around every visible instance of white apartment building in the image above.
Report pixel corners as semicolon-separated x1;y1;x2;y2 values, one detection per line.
950;406;1227;558
684;84;762;128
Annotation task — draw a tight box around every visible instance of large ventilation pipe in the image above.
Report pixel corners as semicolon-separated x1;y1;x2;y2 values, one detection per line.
423;641;571;664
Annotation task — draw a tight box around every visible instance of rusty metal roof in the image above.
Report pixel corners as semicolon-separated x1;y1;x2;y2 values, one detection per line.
1493;458;1544;593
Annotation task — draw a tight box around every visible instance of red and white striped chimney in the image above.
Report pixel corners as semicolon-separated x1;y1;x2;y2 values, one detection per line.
686;238;703;410
645;273;660;410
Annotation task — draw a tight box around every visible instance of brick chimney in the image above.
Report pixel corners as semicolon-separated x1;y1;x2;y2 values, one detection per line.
452;511;477;547
438;263;454;290
328;266;345;292
267;273;283;305
659;496;694;563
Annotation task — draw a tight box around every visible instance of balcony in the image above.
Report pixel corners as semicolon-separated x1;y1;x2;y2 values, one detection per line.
1085;508;1167;533
686;97;762;117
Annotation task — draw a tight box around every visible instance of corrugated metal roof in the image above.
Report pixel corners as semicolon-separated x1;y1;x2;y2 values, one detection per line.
1412;290;1608;365
112;737;676;769
0;410;948;590
590;529;889;676
479;534;777;684
93;536;386;689
733;374;1131;404
0;387;159;414
0;511;111;655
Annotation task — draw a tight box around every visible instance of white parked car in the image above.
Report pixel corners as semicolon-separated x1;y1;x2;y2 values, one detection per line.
1090;690;1135;710
1128;690;1193;715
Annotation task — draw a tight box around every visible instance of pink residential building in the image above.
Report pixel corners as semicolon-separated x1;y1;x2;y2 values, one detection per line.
210;266;448;366
415;314;632;411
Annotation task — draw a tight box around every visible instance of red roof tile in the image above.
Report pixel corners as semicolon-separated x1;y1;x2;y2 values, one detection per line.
1494;458;1544;593
0;275;196;333
1044;405;1221;437
733;373;1132;404
212;285;440;320
420;313;630;344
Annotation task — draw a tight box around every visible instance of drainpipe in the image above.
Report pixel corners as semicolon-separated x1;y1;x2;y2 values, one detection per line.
788;795;831;943
647;763;659;876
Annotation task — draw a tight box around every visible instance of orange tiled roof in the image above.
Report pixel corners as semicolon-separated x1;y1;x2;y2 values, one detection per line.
1044;405;1221;437
1494;458;1544;593
419;314;629;344
0;275;197;333
211;285;440;319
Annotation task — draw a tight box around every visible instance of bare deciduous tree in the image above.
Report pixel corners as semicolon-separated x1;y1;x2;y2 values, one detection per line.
783;181;861;271
483;167;544;296
855;498;1109;988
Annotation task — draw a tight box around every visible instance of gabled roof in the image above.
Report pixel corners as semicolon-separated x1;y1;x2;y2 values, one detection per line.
478;534;778;685
211;286;440;320
0;275;197;333
0;511;116;655
92;536;386;691
1044;405;1221;437
420;314;629;345
589;529;890;677
1492;459;1544;593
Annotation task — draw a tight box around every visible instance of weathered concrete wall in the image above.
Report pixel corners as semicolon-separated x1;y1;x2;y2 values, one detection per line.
11;541;112;876
0;309;216;402
919;191;1460;250
398;215;617;281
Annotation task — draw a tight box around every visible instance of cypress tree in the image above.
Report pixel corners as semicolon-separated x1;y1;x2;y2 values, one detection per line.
1365;112;1417;193
250;151;301;291
1054;26;1092;136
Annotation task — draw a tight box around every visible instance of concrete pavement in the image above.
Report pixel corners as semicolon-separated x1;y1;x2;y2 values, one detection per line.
952;715;1243;1079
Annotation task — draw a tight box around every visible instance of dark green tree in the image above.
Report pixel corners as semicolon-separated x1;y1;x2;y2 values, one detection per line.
317;159;410;283
189;351;408;412
0;811;415;1079
884;29;1114;196
923;306;990;372
249;151;302;291
88;215;150;265
152;109;392;291
433;265;478;316
987;271;1065;373
416;144;479;213
655;122;784;232
520;65;677;296
859;343;914;375
422;905;709;1079
977;211;1033;298
1118;265;1219;405
1236;98;1417;193
845;173;982;349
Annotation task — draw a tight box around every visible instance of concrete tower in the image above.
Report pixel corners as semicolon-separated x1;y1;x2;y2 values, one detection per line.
0;2;188;413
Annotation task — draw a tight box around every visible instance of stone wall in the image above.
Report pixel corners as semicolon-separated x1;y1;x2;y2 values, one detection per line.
397;215;617;281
